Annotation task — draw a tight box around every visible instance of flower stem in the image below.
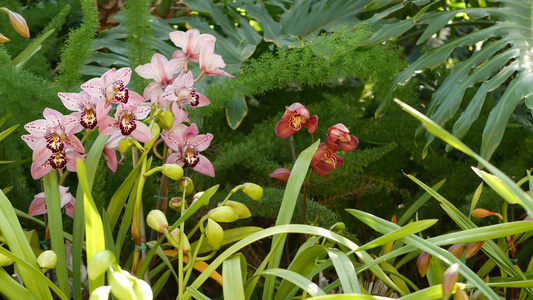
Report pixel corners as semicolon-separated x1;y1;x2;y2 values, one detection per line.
289;136;296;163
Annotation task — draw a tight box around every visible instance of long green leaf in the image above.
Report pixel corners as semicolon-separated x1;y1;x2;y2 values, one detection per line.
347;209;499;299
12;29;55;67
223;254;246;300
260;268;326;297
398;179;445;226
327;248;360;294
43;171;70;297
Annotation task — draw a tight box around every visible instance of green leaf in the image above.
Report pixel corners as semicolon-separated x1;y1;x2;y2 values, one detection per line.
327;248;360;294
186;287;212;300
398;179;445;226
191;226;263;254
43;171;70;297
76;158;106;292
347;209;499;299
223;255;246;300
12;29;55;67
226;96;248;129
0;124;18;143
260;269;326;297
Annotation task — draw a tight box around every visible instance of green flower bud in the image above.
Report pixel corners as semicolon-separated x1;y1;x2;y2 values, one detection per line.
329;222;346;233
150;122;160;140
155;109;173;131
133;278;153;300
180;177;194;195
169;197;183;212
442;263;460;299
242;183;263;201
192;191;208;206
0;252;13;267
119;138;134;154
162;164;184;181
224;200;251;219
88;250;116;280
207;206;239;223
206;218;224;251
89;286;112;300
109;271;136;300
164;228;191;254
37;250;57;270
147;210;168;233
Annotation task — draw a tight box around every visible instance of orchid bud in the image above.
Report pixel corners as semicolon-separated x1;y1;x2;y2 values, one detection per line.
329;222;346;233
109;271;136;300
88;250;115;280
454;287;468;300
192;191;208;206
164;228;190;253
269;168;291;183
242;183;263;201
206;218;224;251
89;286;112;300
447;244;466;259
162;164;183;180
147;210;168;233
118;138;134;154
207;206;239;223
0;32;9;43
0;252;13;267
471;208;503;220
466;241;484;259
6;9;29;38
417;252;430;277
180;177;194;195
150;122;160;140
154;109;173;131
224;200;251;219
442;263;460;299
169;197;183;212
37;250;57;270
133;278;153;300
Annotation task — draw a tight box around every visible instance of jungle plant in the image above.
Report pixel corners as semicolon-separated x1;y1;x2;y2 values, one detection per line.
362;0;533;162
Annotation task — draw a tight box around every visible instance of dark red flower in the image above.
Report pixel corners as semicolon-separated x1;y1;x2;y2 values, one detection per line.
269;168;291;183
310;143;343;177
275;103;318;139
326;123;358;152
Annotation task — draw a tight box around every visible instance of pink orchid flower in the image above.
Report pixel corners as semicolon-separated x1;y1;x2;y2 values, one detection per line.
199;39;235;78
103;132;127;172
22;108;85;179
162;70;210;108
29;185;75;218
81;67;144;106
58;91;111;130
162;123;214;177
275;102;318;139
310;142;343;177
326;123;359;152
135;53;185;105
170;29;216;63
99;103;153;143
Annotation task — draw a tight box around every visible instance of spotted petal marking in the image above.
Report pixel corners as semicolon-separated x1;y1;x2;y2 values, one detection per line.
49;151;67;169
183;146;199;167
80;106;98;129
113;80;129;103
45;131;64;153
119;111;137;136
189;88;200;107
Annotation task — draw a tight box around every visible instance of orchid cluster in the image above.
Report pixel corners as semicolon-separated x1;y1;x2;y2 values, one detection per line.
270;102;359;181
22;28;232;217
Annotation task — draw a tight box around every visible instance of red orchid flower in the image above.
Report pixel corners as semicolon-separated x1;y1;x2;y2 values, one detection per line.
310;142;343;177
275;102;318;139
269;168;291;183
326;123;359;152
29;185;75;219
161;123;215;177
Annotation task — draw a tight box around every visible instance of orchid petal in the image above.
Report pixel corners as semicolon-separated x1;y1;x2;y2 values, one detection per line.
129;91;146;104
31;160;52;179
275;120;296;139
58;93;81;111
303;115;318;134
196;93;211;107
103;148;118;173
28;194;47;216
65;151;84;172
130;121;153;143
22;135;40;149
191;133;213;151
166;153;184;167
192;154;215;177
24;119;49;136
81;77;105;98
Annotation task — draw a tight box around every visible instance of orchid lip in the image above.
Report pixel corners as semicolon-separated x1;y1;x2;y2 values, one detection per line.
119;111;137;136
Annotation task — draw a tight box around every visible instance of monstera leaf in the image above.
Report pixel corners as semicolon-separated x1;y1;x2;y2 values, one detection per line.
364;0;533;161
